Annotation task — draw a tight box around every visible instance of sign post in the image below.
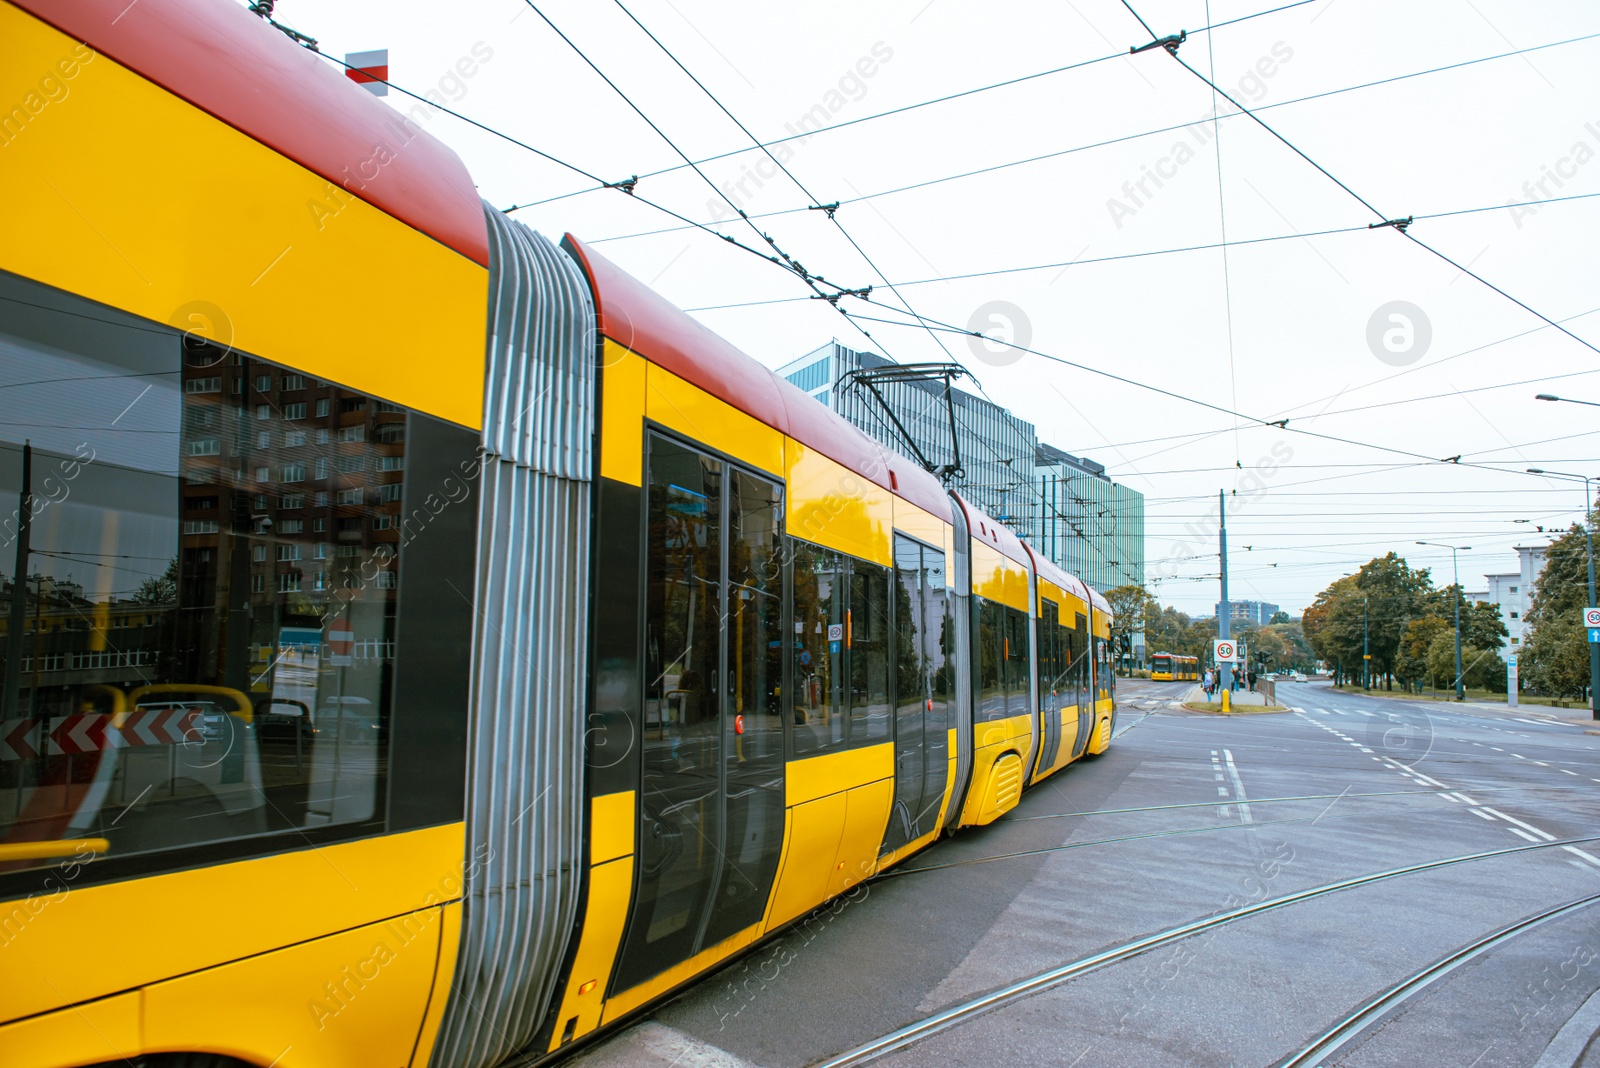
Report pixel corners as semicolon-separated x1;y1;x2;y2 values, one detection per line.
1507;654;1518;708
327;623;354;774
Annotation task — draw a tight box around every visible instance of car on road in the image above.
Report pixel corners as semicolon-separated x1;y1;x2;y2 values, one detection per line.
1292;672;1308;682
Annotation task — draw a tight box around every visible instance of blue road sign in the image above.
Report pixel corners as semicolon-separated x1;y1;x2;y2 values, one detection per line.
1589;628;1600;644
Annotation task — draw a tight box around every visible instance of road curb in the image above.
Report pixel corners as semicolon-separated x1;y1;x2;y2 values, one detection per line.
1532;984;1600;1068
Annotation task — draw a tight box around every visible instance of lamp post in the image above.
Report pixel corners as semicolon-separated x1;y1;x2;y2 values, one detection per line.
1526;467;1600;720
1418;541;1471;701
1363;595;1369;690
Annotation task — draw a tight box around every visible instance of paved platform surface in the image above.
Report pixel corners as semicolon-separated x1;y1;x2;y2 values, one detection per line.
566;680;1600;1068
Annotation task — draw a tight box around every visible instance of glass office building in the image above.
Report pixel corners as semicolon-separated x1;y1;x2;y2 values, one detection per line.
776;342;1145;594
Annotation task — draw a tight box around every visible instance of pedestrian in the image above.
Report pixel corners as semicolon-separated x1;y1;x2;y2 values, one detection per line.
1202;668;1213;698
1247;668;1258;691
1231;666;1242;692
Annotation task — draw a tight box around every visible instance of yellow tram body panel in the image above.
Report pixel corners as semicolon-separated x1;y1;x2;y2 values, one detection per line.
0;823;466;1066
0;1;487;430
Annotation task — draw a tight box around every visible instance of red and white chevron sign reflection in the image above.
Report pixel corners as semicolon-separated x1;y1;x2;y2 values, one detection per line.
0;708;205;761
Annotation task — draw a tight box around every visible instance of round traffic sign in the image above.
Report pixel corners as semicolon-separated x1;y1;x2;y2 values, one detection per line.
1585;607;1600;628
1216;641;1235;660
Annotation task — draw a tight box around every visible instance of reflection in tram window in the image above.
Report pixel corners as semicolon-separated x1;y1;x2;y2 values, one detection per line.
790;543;890;754
620;436;787;989
976;600;1004;722
0;275;402;877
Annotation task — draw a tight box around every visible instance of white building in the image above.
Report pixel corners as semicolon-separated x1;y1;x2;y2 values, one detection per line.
1474;545;1547;655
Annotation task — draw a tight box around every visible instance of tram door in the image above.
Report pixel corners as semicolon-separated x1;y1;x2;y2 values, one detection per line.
1034;598;1063;775
613;437;786;994
882;536;950;855
1070;612;1093;759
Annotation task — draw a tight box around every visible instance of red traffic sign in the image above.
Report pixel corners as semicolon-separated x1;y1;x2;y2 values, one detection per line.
329;625;355;667
1214;640;1237;662
1585;607;1600;629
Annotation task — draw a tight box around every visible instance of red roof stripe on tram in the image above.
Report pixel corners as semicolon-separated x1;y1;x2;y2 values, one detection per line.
15;0;489;267
1024;542;1091;605
951;493;1031;571
562;236;952;523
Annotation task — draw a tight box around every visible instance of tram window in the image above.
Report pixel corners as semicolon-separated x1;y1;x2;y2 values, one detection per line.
975;599;1005;722
1005;606;1030;718
0;274;406;884
1070;613;1088;705
636;437;723;955
702;469;785;948
790;542;888;753
791;541;845;753
847;562;891;744
1038;600;1059;708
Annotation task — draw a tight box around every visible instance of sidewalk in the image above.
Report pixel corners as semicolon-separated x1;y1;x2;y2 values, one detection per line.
1321;684;1600;728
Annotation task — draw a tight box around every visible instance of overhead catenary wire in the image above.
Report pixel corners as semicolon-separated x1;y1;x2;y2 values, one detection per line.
1152;42;1600;364
581;31;1600;248
602;0;962;368
506;0;1326;213
514;0;867;306
676;189;1600;311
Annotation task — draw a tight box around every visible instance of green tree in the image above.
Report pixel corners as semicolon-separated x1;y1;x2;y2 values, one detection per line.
1104;584;1158;674
131;558;179;606
1523;518;1595;699
1306;554;1436;688
1268;609;1291;624
1396;615;1448;691
1427;630;1505;692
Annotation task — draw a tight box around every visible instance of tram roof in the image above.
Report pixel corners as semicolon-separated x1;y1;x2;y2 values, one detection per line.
20;0;490;267
563;235;953;524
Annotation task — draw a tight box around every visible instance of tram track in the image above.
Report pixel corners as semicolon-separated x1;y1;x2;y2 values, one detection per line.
889;782;1600;878
1275;892;1600;1067
999;783;1593;823
810;833;1600;1067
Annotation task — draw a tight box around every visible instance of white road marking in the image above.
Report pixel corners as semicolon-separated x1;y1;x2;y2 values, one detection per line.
1455;793;1478;804
1562;769;1579;776
1469;808;1498;821
1217;786;1228;796
1357;710;1374;717
1509;828;1542;843
1439;792;1460;803
1222;749;1252;824
1480;808;1556;840
1563;846;1600;870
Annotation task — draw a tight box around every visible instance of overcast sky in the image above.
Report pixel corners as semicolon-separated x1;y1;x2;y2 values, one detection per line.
273;0;1600;615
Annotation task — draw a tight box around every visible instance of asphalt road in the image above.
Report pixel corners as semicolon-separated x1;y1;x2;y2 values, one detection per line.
565;680;1600;1068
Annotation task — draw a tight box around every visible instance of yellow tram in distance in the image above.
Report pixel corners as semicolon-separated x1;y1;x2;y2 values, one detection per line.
1149;652;1198;681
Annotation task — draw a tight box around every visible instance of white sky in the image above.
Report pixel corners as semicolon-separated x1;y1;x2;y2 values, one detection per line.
272;0;1600;616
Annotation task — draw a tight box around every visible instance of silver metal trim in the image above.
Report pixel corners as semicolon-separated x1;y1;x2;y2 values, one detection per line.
429;208;596;1068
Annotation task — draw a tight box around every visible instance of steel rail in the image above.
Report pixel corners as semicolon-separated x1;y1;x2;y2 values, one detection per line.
1277;892;1600;1067
810;834;1600;1067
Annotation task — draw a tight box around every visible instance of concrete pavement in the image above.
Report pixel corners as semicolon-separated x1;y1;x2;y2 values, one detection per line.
563;680;1600;1068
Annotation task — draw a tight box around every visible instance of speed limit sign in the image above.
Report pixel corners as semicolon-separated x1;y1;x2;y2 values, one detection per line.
1214;639;1238;663
1585;607;1600;629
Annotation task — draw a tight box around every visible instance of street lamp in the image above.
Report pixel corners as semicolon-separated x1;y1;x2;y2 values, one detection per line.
1536;394;1600;409
1417;541;1471;701
1526;468;1600;720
